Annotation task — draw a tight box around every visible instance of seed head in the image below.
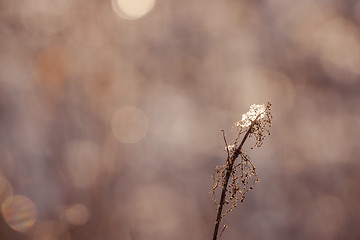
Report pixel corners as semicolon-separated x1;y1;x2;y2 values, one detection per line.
235;104;266;128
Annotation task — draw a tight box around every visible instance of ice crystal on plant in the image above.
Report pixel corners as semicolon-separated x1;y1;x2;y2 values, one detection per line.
235;104;266;128
224;144;236;152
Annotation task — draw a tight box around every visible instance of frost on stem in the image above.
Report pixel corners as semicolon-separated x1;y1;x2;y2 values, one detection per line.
234;102;272;148
212;102;272;240
235;104;267;128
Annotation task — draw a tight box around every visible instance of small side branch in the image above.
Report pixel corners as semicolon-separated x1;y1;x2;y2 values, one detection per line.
221;130;230;161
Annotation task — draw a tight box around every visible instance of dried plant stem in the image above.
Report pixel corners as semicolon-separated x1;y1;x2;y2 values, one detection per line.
212;123;254;240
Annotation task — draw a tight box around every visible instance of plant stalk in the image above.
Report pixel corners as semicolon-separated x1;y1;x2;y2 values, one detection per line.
212;124;254;240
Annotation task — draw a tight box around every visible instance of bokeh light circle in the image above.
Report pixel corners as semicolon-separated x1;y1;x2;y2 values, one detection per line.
111;106;149;143
1;195;37;232
64;204;90;226
112;0;156;20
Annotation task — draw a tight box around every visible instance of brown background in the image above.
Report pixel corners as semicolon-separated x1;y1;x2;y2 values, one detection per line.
1;0;360;239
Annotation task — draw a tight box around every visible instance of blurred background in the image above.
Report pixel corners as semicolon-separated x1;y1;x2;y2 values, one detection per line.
1;0;360;239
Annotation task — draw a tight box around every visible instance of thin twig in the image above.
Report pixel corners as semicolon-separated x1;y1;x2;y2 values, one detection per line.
212;103;272;240
212;122;255;240
221;129;230;161
219;225;227;239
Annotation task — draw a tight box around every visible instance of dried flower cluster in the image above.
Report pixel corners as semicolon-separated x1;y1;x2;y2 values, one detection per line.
212;102;272;240
235;104;266;128
235;102;272;148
